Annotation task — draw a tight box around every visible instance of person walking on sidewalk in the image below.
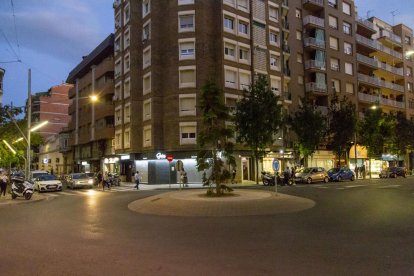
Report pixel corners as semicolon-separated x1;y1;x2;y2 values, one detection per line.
0;171;7;197
134;171;141;190
102;172;110;191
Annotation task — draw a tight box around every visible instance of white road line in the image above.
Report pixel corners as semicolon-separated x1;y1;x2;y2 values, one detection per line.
336;187;345;190
44;193;59;197
59;191;77;196
316;186;329;189
343;185;367;188
378;185;401;189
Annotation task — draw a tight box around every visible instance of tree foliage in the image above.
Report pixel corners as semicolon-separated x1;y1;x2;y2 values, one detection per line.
234;74;282;184
197;79;235;195
290;99;327;163
327;95;357;165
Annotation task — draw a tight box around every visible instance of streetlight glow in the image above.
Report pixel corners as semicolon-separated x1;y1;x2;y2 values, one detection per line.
3;140;16;155
89;95;98;102
406;50;414;57
13;137;24;144
30;121;49;132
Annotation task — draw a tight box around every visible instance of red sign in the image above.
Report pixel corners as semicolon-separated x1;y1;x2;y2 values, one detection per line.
166;154;174;162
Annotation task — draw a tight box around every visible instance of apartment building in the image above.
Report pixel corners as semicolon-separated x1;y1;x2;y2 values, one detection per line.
66;34;116;174
0;68;4;106
355;16;414;172
30;84;72;139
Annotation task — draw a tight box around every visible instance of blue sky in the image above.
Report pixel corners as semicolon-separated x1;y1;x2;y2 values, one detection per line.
0;0;413;108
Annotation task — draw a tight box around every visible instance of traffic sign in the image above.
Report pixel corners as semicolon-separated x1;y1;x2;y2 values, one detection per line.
166;154;174;162
272;159;280;172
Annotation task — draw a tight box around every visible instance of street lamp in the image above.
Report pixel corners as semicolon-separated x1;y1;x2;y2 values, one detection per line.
3;140;16;155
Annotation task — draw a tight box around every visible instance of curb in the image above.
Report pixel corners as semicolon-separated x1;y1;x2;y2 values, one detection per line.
0;193;49;206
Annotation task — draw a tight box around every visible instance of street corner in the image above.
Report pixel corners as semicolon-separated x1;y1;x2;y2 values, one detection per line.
128;189;316;217
0;192;49;206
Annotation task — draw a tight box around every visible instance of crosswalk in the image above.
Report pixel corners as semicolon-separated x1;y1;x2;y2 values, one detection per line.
297;183;404;190
42;186;137;198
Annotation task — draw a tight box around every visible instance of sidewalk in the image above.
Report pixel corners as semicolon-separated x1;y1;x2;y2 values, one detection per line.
0;192;47;206
122;181;258;191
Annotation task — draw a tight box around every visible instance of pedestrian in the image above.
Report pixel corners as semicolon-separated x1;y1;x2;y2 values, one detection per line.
134;171;141;190
291;166;296;178
361;164;366;179
355;166;359;179
96;171;103;187
231;168;236;184
103;172;110;191
181;170;188;187
0;171;7;197
283;167;290;186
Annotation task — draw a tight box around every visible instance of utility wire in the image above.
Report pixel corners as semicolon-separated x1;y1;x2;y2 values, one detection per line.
10;0;21;59
0;28;20;62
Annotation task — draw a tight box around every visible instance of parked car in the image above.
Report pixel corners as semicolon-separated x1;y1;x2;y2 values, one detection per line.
379;167;406;178
29;170;49;181
66;173;94;189
33;174;63;192
294;167;329;184
328;167;355;182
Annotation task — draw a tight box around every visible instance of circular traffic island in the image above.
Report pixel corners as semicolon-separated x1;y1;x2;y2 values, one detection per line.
128;189;315;217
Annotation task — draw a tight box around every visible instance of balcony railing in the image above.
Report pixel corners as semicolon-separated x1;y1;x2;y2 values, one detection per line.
282;43;290;53
358;92;378;103
380;97;405;109
356;17;375;31
304;37;325;48
379;29;402;45
357;54;404;76
358;73;404;92
302;0;324;8
305;60;326;70
283;92;292;101
356;34;403;60
303;15;325;28
306;82;327;93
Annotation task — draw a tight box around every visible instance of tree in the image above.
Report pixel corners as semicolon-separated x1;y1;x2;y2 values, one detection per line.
388;112;414;162
234;74;282;184
197;79;235;196
327;95;357;166
290;99;327;165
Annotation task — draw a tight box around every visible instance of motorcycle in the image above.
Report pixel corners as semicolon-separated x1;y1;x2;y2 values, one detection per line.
261;171;294;186
108;173;120;186
11;177;34;200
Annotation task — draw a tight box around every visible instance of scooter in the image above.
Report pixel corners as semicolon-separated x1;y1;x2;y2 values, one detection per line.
108;173;120;186
261;171;279;186
11;177;34;200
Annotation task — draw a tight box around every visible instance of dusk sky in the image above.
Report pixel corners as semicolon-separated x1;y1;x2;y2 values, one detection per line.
1;0;414;108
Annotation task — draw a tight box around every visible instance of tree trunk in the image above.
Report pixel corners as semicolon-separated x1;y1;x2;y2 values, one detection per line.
255;153;259;185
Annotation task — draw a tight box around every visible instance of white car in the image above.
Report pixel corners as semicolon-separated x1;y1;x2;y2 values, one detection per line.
30;170;49;181
66;173;94;189
34;174;63;192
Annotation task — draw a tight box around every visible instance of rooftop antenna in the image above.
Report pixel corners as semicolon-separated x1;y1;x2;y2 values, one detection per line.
391;10;400;25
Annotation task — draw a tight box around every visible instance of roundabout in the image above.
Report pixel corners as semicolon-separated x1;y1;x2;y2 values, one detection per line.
128;189;315;217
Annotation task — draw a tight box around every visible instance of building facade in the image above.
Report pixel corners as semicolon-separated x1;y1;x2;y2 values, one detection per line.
66;34;115;175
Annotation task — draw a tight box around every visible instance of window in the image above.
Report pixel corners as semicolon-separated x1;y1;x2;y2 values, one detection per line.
343;22;351;35
342;2;351;15
224;66;237;89
405;35;411;45
224;41;236;60
329;36;339;50
298;75;304;85
115;130;122;150
124;78;130;99
408;82;413;92
124;28;130;49
329;16;338;29
345;62;353;75
407;66;413;77
224;17;235;32
239;46;250;64
143;46;151;68
223;0;236;7
178;0;194;5
142;0;150;17
115;107;122;126
346;82;354;94
330;58;339;71
296;30;302;41
179;66;196;88
114;82;122;100
115;12;121;30
143;72;151;94
179;39;195;60
295;9;302;19
180;122;197;145
143;125;151;147
238;21;249;36
332;79;340;92
238;0;249;11
124;4;130;24
124;53;130;73
270;77;281;95
115;58;122;78
297;53;303;63
124;103;131;123
328;0;337;8
269;31;279;46
344;42;352;55
143;99;151;121
143;20;151;41
115;35;121;53
239;70;251;90
179;95;196;116
225;96;238;114
179;13;195;32
269;6;279;22
270;53;280;70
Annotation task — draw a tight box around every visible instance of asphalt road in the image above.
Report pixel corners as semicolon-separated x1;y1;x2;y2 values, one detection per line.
1;178;414;275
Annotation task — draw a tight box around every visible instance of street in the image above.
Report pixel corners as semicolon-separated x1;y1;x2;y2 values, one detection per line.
0;178;414;275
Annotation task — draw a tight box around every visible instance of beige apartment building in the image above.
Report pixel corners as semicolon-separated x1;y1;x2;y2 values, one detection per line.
65;34;116;175
110;0;413;183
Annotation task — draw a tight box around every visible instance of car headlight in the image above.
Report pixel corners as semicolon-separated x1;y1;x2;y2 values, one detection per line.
88;179;93;184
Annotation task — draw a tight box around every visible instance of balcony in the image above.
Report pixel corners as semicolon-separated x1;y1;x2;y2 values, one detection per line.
302;0;324;11
303;15;325;28
306;82;327;93
282;19;290;31
304;37;325;49
305;60;326;71
282;43;290;54
283;67;291;77
356;34;403;60
379;29;402;45
357;54;404;76
380;97;405;109
283;92;292;102
358;73;404;92
356;17;376;34
358;92;379;103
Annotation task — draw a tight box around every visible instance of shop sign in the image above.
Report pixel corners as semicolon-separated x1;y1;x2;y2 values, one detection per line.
156;152;166;160
81;161;88;165
121;155;130;160
43;158;49;164
104;157;119;164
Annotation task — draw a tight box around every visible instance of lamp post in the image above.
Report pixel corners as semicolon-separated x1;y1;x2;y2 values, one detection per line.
27;69;31;178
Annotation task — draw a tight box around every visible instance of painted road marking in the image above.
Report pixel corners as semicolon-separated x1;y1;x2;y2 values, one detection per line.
378;185;401;189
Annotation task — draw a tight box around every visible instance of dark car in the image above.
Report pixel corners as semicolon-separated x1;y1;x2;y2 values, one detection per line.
379;167;406;178
328;167;355;182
